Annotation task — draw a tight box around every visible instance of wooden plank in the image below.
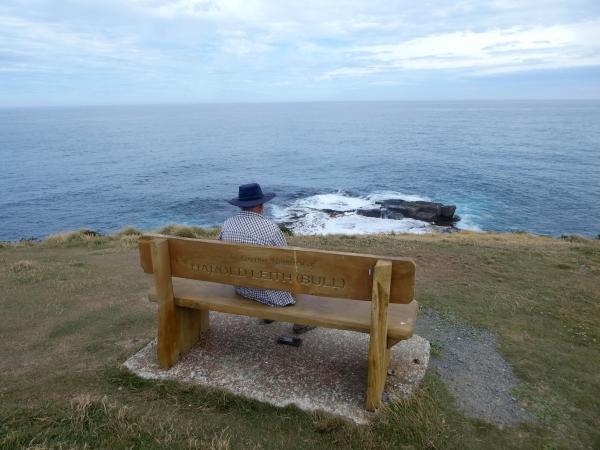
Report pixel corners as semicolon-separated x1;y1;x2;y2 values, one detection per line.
147;278;418;341
387;337;402;349
366;260;392;411
151;239;209;369
139;234;415;304
178;308;209;354
151;238;180;369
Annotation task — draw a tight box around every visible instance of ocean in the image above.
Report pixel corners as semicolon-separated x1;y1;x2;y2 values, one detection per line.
1;101;599;241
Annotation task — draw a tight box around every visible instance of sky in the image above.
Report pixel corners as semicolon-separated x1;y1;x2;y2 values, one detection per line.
1;0;600;106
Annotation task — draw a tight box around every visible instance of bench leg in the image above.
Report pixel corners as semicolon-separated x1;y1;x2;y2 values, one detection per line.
151;238;209;369
366;260;392;411
178;308;209;356
386;337;401;369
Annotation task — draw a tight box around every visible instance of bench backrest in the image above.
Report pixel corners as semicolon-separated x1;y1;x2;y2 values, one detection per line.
139;234;415;304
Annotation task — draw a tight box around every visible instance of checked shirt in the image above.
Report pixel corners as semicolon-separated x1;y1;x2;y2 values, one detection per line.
217;211;295;307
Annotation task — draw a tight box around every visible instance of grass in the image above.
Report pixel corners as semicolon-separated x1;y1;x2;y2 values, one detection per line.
429;342;443;357
0;229;599;449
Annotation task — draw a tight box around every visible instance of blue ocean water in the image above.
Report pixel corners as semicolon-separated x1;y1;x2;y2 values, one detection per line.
1;101;599;241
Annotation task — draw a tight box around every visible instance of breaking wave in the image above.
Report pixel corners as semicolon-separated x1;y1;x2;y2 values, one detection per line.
269;190;469;235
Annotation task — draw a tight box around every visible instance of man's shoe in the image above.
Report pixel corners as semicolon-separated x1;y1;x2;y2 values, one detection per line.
292;323;315;334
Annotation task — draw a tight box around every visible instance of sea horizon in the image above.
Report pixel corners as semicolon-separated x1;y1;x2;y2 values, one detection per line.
2;98;600;110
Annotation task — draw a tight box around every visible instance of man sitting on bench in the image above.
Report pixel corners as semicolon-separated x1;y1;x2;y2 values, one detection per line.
219;182;313;334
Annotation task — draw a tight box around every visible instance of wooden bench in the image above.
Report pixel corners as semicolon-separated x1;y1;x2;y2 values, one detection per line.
138;233;418;410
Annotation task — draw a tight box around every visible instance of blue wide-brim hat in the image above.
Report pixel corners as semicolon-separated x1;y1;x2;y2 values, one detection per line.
228;183;276;207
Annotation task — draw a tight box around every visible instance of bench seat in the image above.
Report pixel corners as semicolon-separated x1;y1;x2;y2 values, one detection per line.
148;277;418;341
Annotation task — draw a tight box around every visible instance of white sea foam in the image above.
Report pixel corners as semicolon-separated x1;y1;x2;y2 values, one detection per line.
293;210;432;235
268;203;289;221
292;193;373;212
455;214;482;232
365;190;431;203
270;191;441;235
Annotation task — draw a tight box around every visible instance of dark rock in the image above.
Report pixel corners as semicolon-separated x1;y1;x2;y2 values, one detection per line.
374;199;459;225
441;205;456;218
415;211;439;222
356;208;381;218
385;210;405;220
320;208;346;217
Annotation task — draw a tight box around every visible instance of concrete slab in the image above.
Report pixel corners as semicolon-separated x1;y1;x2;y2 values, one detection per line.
123;313;430;424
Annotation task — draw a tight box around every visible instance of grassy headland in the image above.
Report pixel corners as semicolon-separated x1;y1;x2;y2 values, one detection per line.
1;227;599;449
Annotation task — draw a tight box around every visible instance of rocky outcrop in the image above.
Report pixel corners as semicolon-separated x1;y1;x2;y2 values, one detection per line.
357;199;459;225
355;208;381;218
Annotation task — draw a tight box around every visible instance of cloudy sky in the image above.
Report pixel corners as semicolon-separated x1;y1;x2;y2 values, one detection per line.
1;0;599;106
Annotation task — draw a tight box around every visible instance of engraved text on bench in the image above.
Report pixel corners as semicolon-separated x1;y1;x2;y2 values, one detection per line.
190;263;345;289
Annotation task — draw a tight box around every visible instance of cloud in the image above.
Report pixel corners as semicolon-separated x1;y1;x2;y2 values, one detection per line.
0;12;161;74
0;0;599;103
129;0;261;21
320;20;600;79
218;30;274;56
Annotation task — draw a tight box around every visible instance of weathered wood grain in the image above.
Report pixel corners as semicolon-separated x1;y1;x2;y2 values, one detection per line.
147;278;418;341
151;238;180;369
366;260;392;411
151;239;209;369
139;234;415;304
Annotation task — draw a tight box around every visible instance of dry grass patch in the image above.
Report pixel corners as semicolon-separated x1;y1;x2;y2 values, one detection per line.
1;392;236;449
9;259;37;272
43;229;108;247
117;234;142;248
114;227;142;238
157;224;220;239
